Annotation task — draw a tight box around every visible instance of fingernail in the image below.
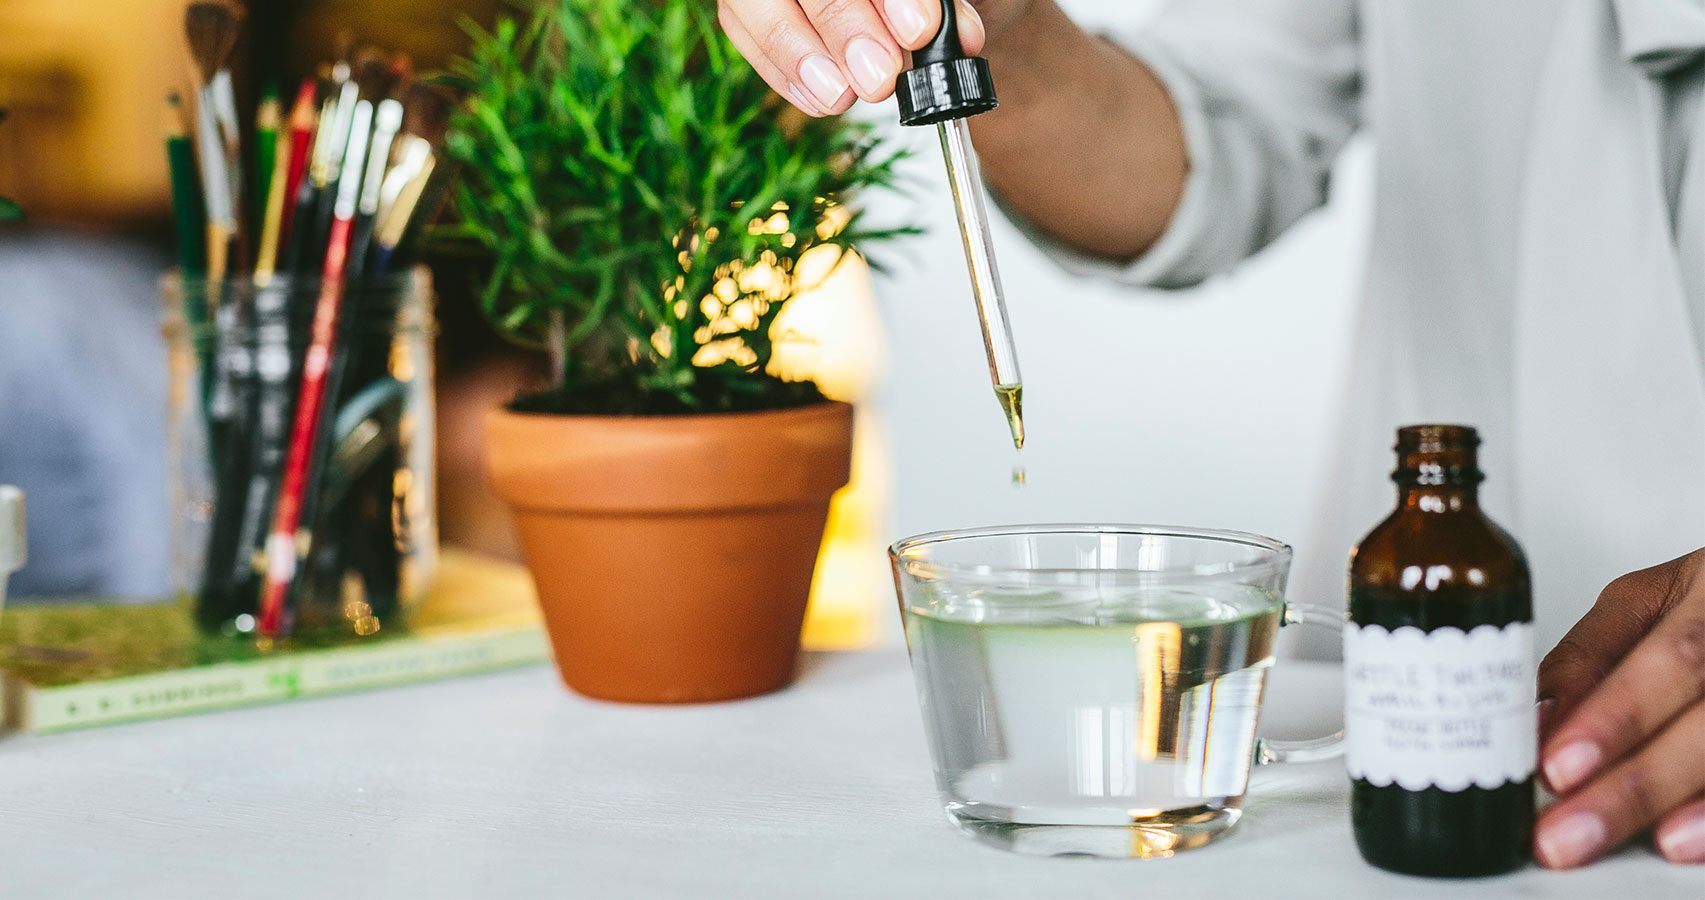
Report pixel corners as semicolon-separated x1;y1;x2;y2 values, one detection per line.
1544;740;1603;794
885;0;930;44
1537;812;1607;868
798;54;850;109
785;84;823;117
1658;813;1705;863
957;0;985;40
845;37;897;97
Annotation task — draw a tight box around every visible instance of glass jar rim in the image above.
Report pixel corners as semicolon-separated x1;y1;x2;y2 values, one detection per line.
889;523;1293;586
159;267;436;339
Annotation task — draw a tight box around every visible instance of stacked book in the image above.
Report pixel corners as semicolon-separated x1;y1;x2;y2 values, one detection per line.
0;550;547;734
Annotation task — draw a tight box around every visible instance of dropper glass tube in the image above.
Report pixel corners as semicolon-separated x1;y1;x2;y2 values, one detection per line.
936;117;1024;449
894;0;1024;450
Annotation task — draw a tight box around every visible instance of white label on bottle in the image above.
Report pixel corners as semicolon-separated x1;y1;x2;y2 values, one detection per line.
1343;622;1536;792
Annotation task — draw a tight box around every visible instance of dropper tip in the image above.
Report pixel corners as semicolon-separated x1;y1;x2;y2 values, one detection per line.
994;384;1024;450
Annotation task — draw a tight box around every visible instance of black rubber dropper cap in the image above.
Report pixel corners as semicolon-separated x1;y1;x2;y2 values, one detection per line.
895;0;997;126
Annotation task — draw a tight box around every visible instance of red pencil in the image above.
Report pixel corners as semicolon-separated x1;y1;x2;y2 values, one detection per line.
276;78;318;262
257;100;373;638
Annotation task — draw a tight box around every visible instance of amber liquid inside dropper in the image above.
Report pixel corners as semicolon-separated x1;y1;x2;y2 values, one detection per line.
995;384;1024;450
937;118;1025;450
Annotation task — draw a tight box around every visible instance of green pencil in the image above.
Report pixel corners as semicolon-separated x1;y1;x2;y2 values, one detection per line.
165;93;207;275
254;85;280;246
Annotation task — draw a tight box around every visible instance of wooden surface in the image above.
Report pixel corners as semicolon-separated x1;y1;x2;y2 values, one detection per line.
0;652;1697;898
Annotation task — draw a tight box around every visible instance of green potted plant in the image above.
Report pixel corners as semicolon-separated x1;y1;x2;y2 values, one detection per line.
443;0;909;702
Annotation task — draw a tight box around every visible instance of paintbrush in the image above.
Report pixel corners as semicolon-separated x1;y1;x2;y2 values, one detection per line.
350;56;405;272
185;0;246;274
323;59;418;619
218;98;315;630
342;83;450;616
372;84;451;274
166;91;218;446
220;261;303;632
187;80;235;468
289;82;389;619
353;99;402;269
212;106;311;632
187;79;232;299
254;93;297;282
257;99;374;639
286;78;339;276
164;92;206;276
303;50;377;277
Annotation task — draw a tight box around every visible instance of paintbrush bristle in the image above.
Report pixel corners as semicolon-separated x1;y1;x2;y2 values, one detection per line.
164;91;190;139
184;1;244;85
387;54;416;97
257;94;280;130
354;50;399;103
400;83;453;146
289;81;318;132
331;30;356;82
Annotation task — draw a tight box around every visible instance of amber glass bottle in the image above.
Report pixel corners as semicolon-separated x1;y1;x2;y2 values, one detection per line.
1345;425;1535;877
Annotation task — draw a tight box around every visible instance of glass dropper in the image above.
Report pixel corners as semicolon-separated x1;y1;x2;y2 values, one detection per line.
894;0;1025;450
936;117;1023;448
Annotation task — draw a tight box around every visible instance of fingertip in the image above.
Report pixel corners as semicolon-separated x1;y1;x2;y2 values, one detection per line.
1656;806;1705;863
1541;739;1604;796
844;36;901;102
823;87;857;116
956;0;986;55
883;0;939;51
1535;810;1609;870
784;84;826;118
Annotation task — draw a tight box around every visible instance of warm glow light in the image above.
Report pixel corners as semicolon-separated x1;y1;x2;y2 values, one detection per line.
769;248;888;650
655;208;889;649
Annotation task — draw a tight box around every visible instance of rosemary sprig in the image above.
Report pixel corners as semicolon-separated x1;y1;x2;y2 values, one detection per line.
440;0;915;414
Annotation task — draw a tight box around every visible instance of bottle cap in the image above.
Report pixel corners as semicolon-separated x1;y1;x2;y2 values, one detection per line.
895;1;998;126
896;57;997;125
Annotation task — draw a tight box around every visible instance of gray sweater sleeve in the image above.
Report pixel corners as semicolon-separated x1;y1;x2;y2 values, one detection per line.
1002;0;1363;289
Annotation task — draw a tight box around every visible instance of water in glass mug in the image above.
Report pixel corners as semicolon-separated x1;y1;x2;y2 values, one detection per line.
902;581;1281;856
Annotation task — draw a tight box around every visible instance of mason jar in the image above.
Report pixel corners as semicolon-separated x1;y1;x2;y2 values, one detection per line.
162;269;438;640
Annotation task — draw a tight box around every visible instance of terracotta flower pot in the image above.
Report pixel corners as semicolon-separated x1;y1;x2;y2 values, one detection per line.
484;401;854;703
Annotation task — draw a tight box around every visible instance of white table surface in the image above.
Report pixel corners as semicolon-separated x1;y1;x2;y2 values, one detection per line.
0;652;1698;899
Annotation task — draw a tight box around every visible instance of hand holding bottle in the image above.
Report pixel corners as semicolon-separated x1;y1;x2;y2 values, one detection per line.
1536;548;1705;867
716;0;1033;115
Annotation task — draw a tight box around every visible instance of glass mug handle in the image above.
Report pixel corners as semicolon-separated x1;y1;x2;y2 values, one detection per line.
1254;602;1346;765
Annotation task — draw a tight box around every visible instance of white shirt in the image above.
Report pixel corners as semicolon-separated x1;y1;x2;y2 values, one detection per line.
1016;0;1705;654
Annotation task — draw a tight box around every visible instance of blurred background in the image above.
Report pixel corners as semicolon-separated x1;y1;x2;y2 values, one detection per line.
0;0;1370;644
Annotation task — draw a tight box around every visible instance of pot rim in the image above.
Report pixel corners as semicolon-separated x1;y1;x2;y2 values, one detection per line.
489;397;853;425
483;396;854;513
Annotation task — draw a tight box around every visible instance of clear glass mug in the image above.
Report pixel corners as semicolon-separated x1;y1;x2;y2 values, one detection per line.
890;524;1343;858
